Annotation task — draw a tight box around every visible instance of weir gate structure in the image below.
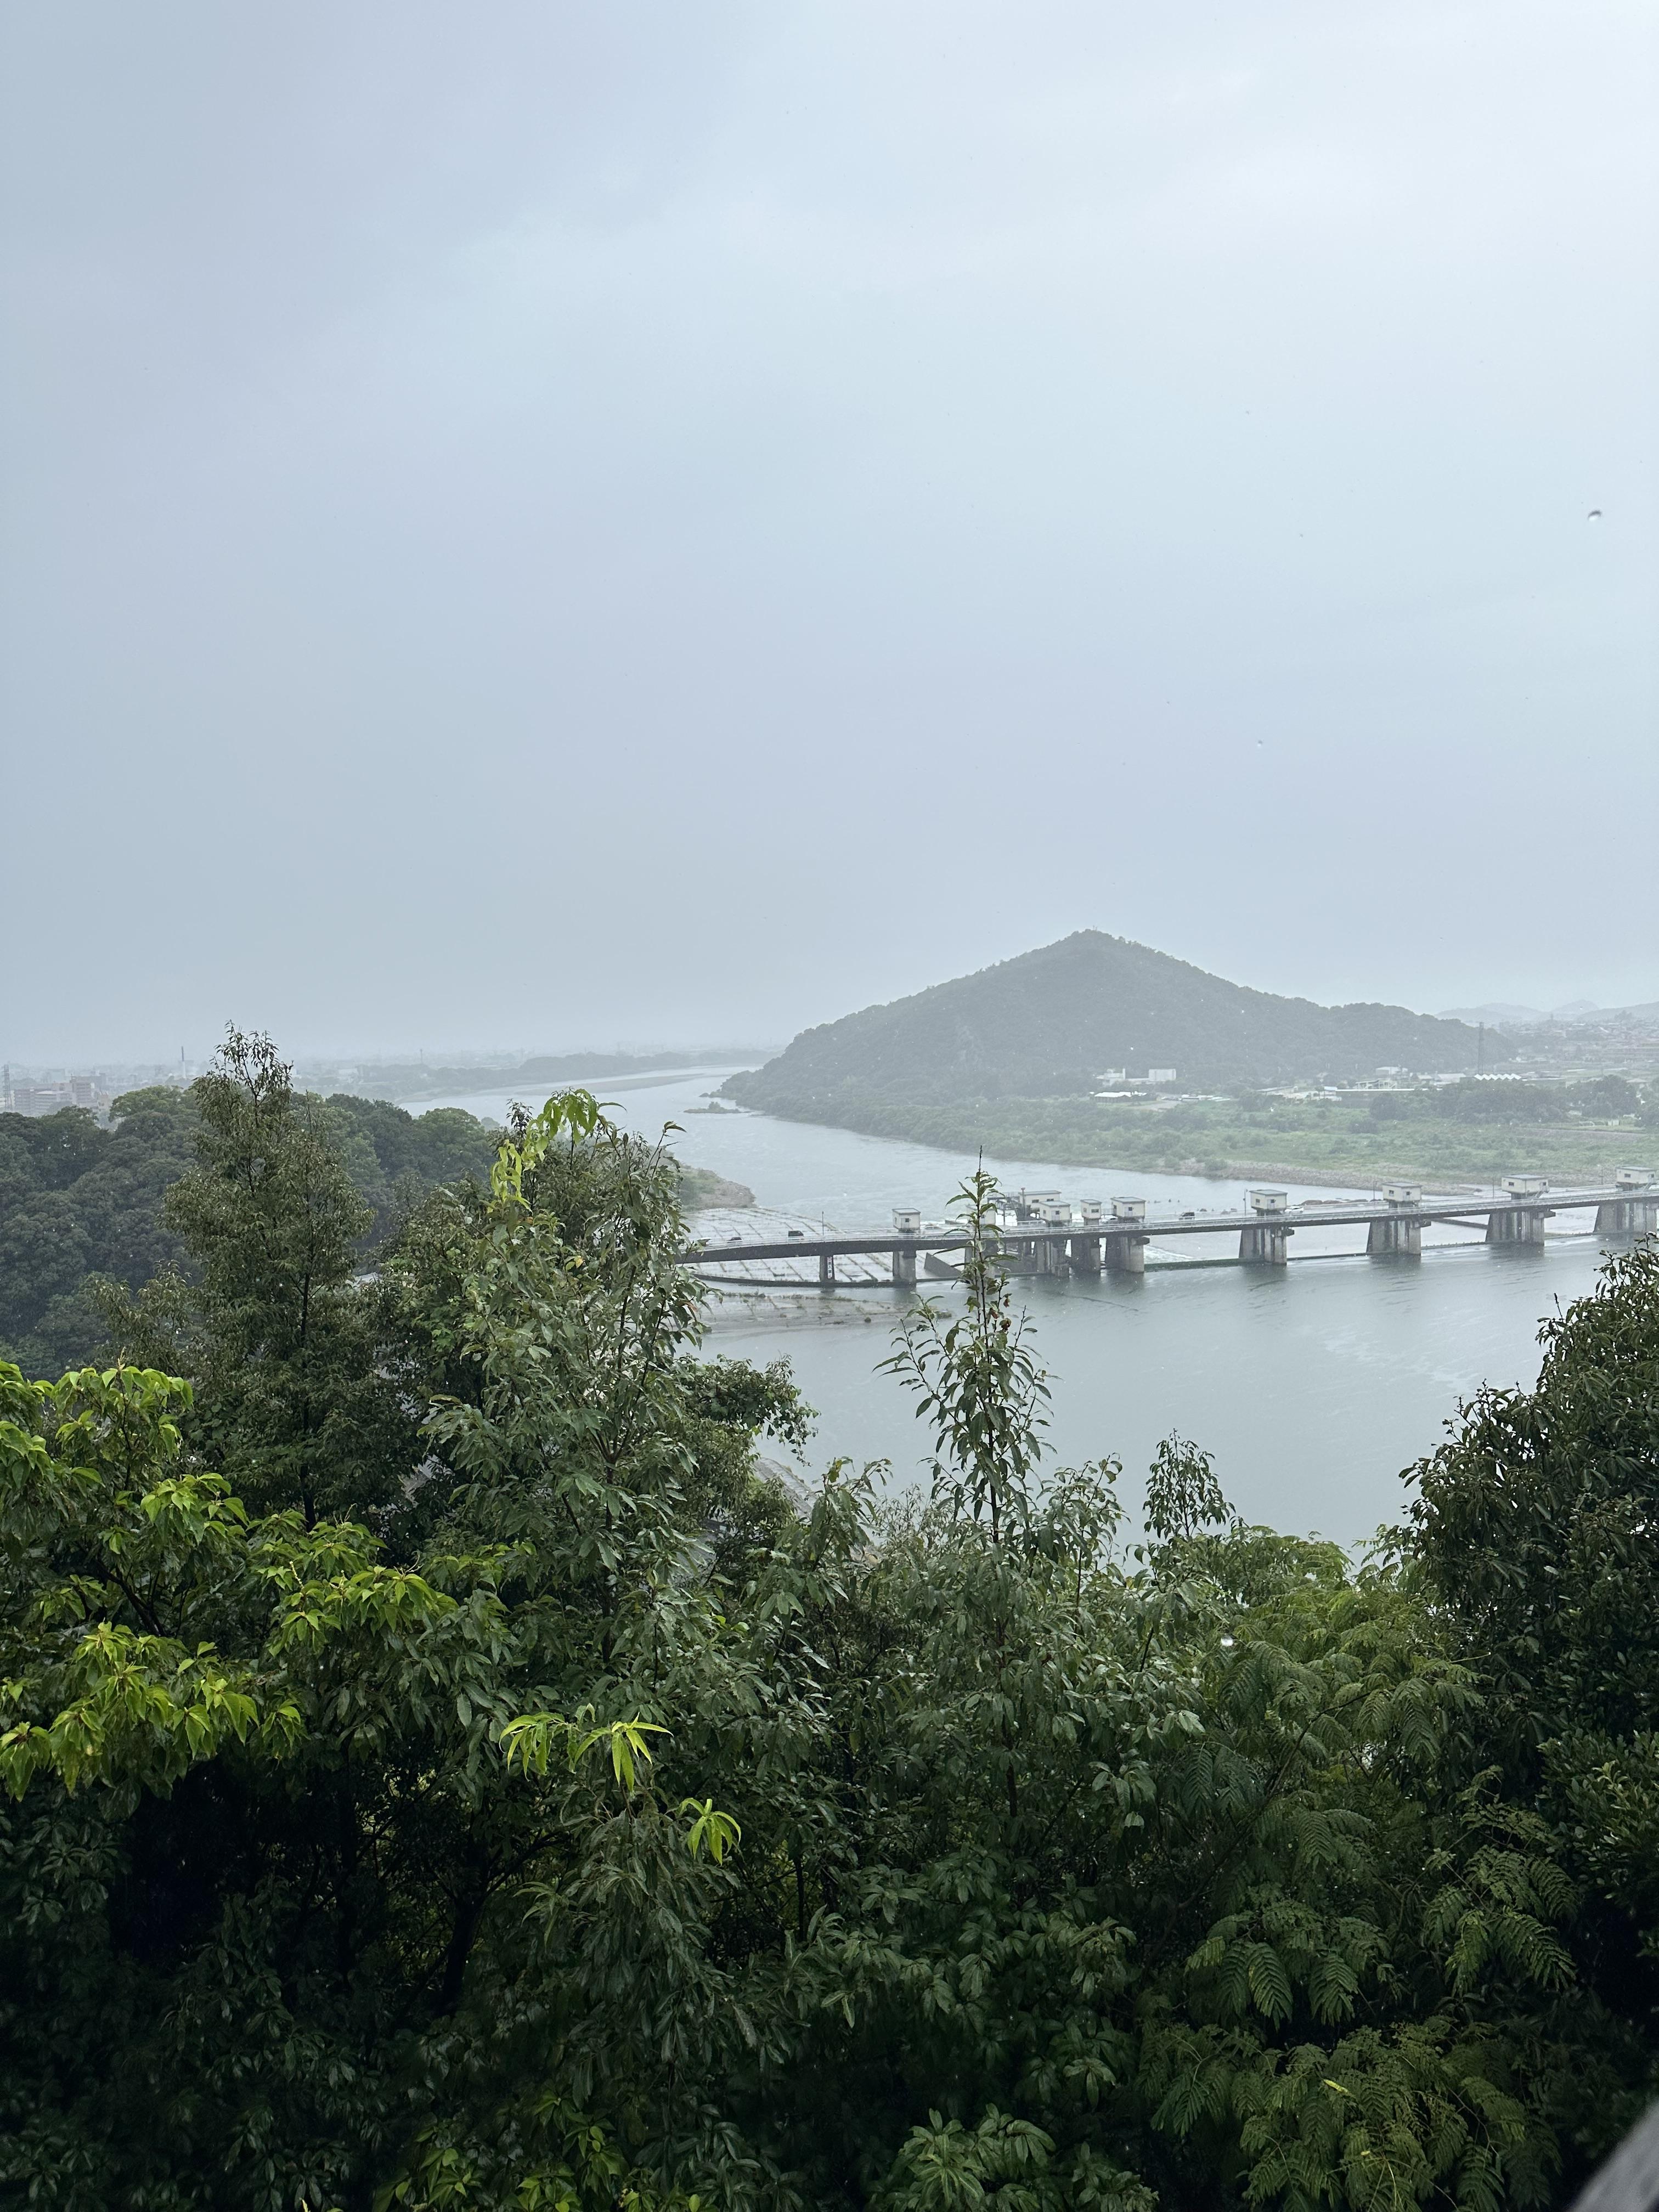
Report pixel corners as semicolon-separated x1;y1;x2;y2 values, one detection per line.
681;1173;1659;1290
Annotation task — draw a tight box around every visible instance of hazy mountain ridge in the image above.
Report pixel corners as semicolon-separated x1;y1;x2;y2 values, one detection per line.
725;932;1499;1115
1442;1001;1659;1029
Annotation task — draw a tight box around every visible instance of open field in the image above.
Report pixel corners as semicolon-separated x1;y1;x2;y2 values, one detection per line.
750;1091;1653;1189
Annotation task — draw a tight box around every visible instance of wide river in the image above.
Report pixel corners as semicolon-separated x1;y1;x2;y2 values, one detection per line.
426;1069;1617;1547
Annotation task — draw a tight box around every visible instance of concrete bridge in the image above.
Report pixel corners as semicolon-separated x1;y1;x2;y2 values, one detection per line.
681;1173;1658;1289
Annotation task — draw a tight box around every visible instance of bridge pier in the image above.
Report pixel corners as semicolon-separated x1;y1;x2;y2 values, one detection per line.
1239;1224;1291;1265
1071;1204;1103;1273
1105;1198;1147;1273
1241;1188;1291;1265
1597;1197;1659;1237
1485;1208;1547;1246
1033;1203;1073;1274
890;1208;919;1284
1367;1215;1422;1256
819;1252;837;1286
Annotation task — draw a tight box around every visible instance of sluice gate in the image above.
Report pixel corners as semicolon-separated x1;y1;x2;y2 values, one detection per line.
682;1177;1658;1291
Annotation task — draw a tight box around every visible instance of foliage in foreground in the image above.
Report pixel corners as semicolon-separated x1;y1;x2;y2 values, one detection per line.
2;1044;1657;2209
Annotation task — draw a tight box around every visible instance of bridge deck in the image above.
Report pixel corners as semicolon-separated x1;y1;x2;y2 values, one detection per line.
680;1188;1643;1268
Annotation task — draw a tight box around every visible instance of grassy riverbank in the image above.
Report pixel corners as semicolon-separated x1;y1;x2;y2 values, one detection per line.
744;1089;1652;1189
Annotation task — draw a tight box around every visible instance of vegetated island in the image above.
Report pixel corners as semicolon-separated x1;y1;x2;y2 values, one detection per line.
723;931;1653;1184
675;1164;757;1210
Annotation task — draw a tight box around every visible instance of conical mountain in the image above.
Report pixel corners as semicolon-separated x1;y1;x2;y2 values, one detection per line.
724;932;1494;1115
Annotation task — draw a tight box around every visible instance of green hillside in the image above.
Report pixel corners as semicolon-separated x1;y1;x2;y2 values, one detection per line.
725;931;1497;1115
0;1085;737;1375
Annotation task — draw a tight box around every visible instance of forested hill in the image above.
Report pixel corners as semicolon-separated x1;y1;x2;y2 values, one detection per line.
0;1088;500;1378
724;932;1498;1114
1;1084;752;1378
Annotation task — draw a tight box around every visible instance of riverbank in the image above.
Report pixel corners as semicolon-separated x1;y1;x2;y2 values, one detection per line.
677;1165;756;1209
726;1090;1649;1189
426;1065;1622;1541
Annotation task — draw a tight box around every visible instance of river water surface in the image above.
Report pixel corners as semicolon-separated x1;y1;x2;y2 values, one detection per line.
425;1069;1617;1547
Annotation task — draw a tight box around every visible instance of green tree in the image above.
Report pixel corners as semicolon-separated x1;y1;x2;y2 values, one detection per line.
0;1092;196;1373
325;1094;497;1244
1143;1433;1229;1548
0;1070;501;1385
1411;1242;1659;2149
1567;1076;1641;1120
0;1356;741;2209
5;1127;1656;2209
882;1166;1051;1543
106;1030;425;1532
0;1094;793;2210
0;1192;91;1348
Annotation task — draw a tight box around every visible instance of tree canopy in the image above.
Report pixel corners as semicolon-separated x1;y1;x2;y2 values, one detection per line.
1;1043;751;1385
0;1060;499;1380
2;1036;1656;2209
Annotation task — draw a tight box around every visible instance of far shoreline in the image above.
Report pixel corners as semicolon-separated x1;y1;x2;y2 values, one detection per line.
724;1096;1641;1196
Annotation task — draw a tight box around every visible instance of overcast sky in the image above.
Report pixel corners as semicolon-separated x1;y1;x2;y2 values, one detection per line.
4;2;1655;1063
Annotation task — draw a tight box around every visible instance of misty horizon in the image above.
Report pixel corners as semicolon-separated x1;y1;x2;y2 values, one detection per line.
8;934;1659;1078
5;3;1655;1062
10;943;1659;1082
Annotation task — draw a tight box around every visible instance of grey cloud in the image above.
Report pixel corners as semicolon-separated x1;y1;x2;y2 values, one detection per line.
3;1;1654;1059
